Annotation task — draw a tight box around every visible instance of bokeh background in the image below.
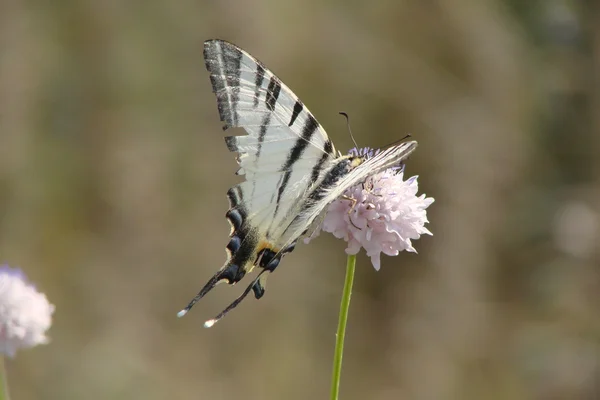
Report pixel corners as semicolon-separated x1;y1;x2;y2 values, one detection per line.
1;1;599;399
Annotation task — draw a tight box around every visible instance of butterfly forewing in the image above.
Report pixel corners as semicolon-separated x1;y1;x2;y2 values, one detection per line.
204;39;341;242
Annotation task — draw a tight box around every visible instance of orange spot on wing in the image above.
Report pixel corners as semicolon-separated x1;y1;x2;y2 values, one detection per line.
257;240;280;253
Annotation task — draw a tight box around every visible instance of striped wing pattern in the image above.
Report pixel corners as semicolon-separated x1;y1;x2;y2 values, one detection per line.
286;142;418;243
179;40;418;326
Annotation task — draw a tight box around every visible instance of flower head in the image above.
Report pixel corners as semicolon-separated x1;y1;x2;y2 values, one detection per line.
306;148;434;270
0;265;54;357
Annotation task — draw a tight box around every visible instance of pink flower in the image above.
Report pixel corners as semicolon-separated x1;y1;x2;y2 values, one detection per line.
306;148;434;270
0;265;54;357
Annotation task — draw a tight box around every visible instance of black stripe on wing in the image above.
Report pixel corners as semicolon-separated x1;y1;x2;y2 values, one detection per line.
253;64;266;107
289;100;303;127
256;114;271;158
204;41;243;128
306;159;353;203
282;114;320;171
310;140;333;184
274;114;320;209
265;76;281;111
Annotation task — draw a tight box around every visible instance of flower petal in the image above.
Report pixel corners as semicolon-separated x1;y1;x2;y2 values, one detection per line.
315;158;433;270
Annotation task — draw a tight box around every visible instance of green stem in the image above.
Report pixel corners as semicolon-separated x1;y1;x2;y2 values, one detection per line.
0;356;10;400
330;254;356;400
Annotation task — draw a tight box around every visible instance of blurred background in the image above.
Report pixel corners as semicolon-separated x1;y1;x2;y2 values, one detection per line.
1;0;599;399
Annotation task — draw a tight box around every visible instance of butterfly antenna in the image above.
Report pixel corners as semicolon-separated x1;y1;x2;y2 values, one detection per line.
339;112;359;150
203;270;269;328
380;134;412;150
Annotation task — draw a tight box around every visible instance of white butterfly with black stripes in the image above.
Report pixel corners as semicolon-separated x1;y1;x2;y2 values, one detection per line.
178;39;417;327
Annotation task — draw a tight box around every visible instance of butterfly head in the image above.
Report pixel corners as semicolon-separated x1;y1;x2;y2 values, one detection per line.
344;149;378;173
349;156;365;169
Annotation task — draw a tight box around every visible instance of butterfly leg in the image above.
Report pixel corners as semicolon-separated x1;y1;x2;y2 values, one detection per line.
362;178;382;197
342;194;357;209
342;194;362;230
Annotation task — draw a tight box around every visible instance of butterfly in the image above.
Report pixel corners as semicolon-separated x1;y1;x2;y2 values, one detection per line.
178;39;417;327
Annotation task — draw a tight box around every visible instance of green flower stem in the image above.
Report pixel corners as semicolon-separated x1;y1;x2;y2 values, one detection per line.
330;254;356;400
0;357;10;400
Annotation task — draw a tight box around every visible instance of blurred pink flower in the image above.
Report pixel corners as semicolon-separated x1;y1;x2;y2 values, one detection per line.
0;265;54;357
306;148;434;270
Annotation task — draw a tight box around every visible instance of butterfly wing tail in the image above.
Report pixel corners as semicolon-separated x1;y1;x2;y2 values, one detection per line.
203;246;290;327
203;269;270;328
177;262;247;317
